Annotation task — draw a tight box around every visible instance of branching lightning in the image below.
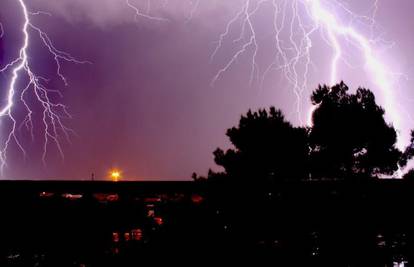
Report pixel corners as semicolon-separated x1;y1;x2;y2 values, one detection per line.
126;0;405;152
0;0;89;172
0;0;408;176
209;0;405;151
126;0;170;22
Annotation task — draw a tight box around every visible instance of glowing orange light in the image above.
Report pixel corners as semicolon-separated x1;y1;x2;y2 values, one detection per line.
109;169;122;181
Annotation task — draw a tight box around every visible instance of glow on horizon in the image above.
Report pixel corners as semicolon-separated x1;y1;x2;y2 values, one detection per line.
110;169;122;182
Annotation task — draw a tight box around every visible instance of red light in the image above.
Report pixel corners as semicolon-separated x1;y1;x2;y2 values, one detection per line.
124;232;131;242
154;217;164;226
191;194;204;204
131;229;143;241
144;197;161;203
39;191;54;198
112;232;120;243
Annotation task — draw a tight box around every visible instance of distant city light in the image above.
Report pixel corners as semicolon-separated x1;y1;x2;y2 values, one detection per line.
109;169;122;181
154;217;164;226
62;193;83;200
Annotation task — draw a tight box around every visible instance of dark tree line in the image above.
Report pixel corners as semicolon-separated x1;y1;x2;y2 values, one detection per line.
195;82;414;182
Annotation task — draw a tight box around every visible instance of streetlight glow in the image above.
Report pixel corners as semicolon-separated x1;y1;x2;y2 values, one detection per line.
110;169;121;181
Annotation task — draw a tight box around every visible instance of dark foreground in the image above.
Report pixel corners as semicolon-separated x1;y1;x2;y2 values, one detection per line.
0;180;412;266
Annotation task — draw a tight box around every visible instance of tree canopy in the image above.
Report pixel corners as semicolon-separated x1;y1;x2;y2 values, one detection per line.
309;82;402;179
202;82;410;182
403;169;414;180
208;107;308;183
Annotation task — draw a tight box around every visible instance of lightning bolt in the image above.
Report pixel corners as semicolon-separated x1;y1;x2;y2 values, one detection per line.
0;0;89;173
1;0;407;177
306;0;401;132
186;0;200;23
0;22;4;38
126;0;170;22
210;0;406;153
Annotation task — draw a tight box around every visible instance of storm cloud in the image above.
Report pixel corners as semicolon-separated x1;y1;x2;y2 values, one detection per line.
1;0;414;180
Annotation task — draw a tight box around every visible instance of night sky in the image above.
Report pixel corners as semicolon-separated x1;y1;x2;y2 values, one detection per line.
0;0;414;180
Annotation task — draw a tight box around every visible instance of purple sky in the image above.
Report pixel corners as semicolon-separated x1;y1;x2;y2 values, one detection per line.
0;0;414;180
